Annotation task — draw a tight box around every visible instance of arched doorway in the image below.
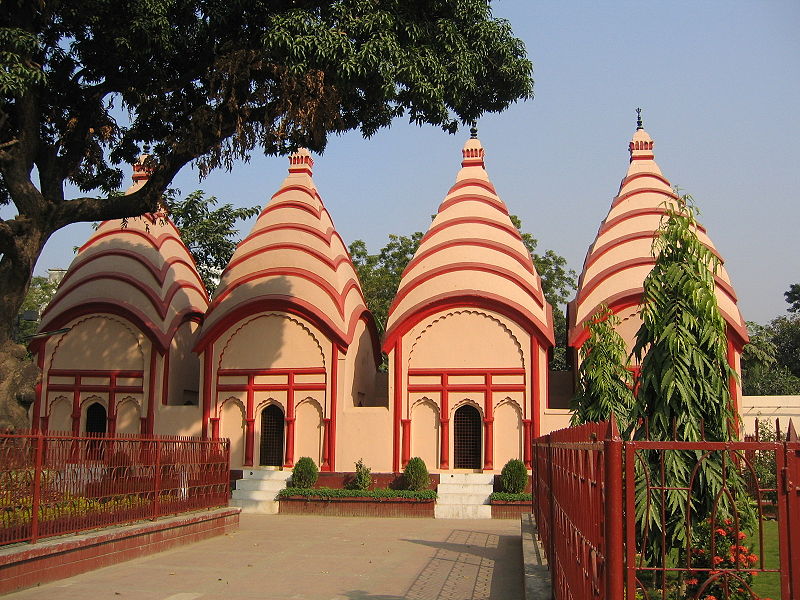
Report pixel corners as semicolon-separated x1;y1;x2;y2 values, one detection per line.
85;402;107;434
259;405;285;467
453;404;482;469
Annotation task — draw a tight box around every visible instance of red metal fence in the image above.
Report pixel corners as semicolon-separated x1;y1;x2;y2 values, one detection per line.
0;431;230;546
533;419;800;600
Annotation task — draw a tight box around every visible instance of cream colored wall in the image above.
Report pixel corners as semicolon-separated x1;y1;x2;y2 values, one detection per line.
220;397;246;469
540;409;572;435
740;395;800;434
48;396;72;432
154;405;203;437
167;321;201;406
335;407;392;472
295;397;323;466
410;399;439;469
345;319;381;407
494;400;522;467
49;316;146;371
116;397;141;434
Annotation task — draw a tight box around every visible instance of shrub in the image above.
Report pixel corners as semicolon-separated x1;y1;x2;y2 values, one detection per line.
291;457;319;488
278;487;436;500
500;459;528;494
403;457;430;491
345;458;372;491
489;492;532;502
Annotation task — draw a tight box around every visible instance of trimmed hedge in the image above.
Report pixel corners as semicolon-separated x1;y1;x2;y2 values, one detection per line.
278;487;436;500
489;492;532;502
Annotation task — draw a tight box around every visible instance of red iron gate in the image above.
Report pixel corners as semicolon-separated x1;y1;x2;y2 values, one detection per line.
0;431;230;546
533;419;800;600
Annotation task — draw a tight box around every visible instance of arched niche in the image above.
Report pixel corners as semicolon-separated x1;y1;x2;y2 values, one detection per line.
411;398;439;469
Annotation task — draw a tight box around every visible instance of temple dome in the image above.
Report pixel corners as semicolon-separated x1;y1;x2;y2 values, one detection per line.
197;149;372;349
568;126;748;348
384;136;554;348
39;156;209;350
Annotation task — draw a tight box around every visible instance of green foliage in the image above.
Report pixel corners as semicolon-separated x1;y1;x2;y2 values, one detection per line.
570;305;634;428
278;487;436;500
742;321;800;395
769;315;800;378
785;283;800;313
499;459;528;494
349;232;423;335
489;492;531;502
164;189;259;293
14;276;59;341
749;418;778;504
402;457;430;491
345;458;372;491
291;457;319;489
631;194;745;561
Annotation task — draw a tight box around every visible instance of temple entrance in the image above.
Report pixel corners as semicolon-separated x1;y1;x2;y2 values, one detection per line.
453;405;482;469
259;405;285;467
85;402;107;435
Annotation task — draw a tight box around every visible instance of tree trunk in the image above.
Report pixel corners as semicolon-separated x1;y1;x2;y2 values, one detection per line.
0;223;50;431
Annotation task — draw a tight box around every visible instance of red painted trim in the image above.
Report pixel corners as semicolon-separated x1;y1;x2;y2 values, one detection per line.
576;257;654;302
260;198;321;220
217;383;326;392
392;341;402;473
35;302;203;354
44;272;207;322
329;344;338;472
727;337;740;434
146;349;157;434
238;222;335;249
416;216;523;254
78;222;188;255
483;374;494;470
617;171;672;192
630;154;655;161
440;374;449;470
409;368;525;376
223;242;357;276
569;290;643;347
161;347;171;406
219;367;326;376
244;374;255;466
401;419;411;468
321;417;331;471
196;298;369;353
32;351;45;432
437;193;509;215
597;207;670;236
284;372;296;468
390;262;545;315
447;178;497;196
522;419;532;468
384;293;555;352
58;250;207;303
581;232;657;275
611;186;676;209
202;347;213;439
404;238;535;276
532;338;539;429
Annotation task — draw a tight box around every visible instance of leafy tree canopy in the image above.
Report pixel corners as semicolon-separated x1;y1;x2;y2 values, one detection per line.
785;283;800;313
569;305;633;429
164;190;259;293
0;0;533;428
741;320;800;395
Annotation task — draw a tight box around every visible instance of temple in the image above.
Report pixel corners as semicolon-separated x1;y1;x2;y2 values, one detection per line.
30;121;751;475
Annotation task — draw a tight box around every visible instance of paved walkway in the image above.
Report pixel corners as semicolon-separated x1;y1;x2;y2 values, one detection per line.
7;515;523;600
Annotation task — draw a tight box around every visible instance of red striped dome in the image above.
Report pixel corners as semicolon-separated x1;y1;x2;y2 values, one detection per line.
39;157;208;350
568;127;747;348
197;149;371;349
384;137;554;347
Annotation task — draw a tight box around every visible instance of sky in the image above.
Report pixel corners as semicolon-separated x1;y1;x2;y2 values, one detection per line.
22;1;800;326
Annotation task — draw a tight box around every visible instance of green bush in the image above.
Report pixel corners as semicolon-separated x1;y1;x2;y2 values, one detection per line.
403;457;430;491
278;487;436;501
345;458;372;491
500;459;528;494
291;457;319;488
489;492;532;502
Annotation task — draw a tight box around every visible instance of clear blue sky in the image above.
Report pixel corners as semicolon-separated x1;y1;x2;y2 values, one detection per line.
27;1;800;325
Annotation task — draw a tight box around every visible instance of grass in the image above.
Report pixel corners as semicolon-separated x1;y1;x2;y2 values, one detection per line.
751;518;781;599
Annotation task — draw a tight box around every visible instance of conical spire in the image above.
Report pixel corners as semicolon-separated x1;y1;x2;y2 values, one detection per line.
568;125;747;349
384;136;554;348
197;149;372;349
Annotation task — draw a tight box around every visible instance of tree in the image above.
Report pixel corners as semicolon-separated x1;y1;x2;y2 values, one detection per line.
164;190;259;293
569;305;634;428
631;195;744;561
14;275;59;342
0;1;533;428
785;283;800;313
741;320;800;395
770;314;800;379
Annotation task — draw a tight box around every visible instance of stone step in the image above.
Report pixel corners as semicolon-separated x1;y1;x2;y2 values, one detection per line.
437;472;495;485
235;478;290;492
435;493;491;505
231;498;279;515
238;469;292;481
437;484;493;494
231;489;280;502
434;504;492;519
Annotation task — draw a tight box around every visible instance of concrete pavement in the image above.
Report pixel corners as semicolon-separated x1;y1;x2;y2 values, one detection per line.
6;515;524;600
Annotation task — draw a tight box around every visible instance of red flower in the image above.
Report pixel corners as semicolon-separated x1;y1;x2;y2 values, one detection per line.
685;578;698;585
737;531;746;540
712;556;724;565
715;528;727;536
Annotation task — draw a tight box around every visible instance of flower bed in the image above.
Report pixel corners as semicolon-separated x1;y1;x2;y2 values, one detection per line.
489;492;531;519
277;487;436;518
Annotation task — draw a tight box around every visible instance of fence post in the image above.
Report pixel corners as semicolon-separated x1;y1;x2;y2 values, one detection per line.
604;418;624;600
30;432;45;543
785;421;800;597
152;439;162;519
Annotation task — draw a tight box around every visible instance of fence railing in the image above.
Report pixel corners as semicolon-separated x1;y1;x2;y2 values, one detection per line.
0;431;230;546
532;418;800;600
